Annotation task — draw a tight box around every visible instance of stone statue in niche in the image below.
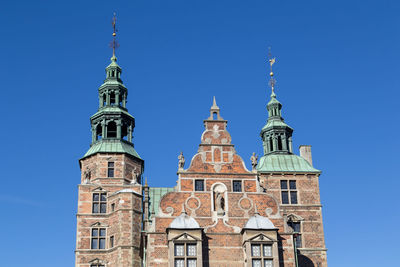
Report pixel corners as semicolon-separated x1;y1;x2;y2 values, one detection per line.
250;152;258;171
83;167;91;184
213;184;226;216
131;167;141;184
178;152;185;170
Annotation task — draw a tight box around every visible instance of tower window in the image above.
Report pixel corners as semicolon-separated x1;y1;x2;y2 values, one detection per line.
92;192;107;213
110;235;114;248
195;180;204;191
96;124;102;141
108;162;114;177
174;243;197;267
277;136;282;150
213;112;218;120
288;221;302;248
269;138;273;152
91;228;106;249
280;180;297;204
107;121;117;138
102;94;106;106
233;181;242;192
250;243;273;267
110;92;116;105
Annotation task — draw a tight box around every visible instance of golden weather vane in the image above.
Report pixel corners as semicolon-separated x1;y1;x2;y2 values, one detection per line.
110;13;120;57
268;47;276;93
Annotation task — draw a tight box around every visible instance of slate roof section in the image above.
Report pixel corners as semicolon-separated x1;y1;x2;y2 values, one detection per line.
257;154;320;173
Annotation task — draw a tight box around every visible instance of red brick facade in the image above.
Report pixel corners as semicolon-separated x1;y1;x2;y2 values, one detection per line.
75;105;327;267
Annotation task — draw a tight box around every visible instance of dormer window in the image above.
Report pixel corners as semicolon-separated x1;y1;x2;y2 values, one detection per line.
174;243;197;267
251;243;273;267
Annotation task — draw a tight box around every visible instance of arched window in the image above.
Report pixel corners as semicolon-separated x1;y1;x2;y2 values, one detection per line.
277;136;282;150
213;112;218;120
102;94;106;107
107;121;117;138
269;138;273;152
121;123;128;141
96;124;102;140
110;92;116;106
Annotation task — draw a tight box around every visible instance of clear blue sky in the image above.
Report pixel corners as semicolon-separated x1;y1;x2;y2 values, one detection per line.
0;0;398;266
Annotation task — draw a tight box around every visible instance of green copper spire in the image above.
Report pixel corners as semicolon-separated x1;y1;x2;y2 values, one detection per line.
260;55;293;155
82;15;140;160
257;51;319;173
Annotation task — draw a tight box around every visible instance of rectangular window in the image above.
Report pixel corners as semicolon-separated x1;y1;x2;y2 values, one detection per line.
110;235;114;248
251;243;274;267
92;193;107;213
233;180;242;192
91;265;105;267
281;180;297;204
108;162;114;177
195;180;204;191
288;221;302;248
91;228;106;249
174;243;197;267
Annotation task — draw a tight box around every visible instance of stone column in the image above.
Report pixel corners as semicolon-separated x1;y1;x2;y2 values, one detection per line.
116;92;120;106
128;124;132;142
117;120;122;139
272;135;277;151
289;137;293;153
282;135;288;151
106;93;110;106
91;126;96;143
122;93;126;108
102;120;106;138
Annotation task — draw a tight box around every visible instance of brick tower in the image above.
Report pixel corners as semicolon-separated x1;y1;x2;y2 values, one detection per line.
75;18;144;267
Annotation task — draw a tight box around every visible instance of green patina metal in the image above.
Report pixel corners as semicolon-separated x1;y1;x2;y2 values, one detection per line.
81;55;140;160
148;187;175;217
258;83;319;173
257;154;320;173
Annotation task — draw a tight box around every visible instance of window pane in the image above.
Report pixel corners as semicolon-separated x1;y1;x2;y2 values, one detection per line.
91;238;98;249
174;244;184;256
290;191;297;204
295;234;302;248
100;193;107;201
187;244;196;256
108;169;114;178
187;259;197;267
251;244;261;256
233;181;242;192
99;228;106;236
99;238;105;249
263;245;272;257
92;229;98;237
93;193;99;201
289;180;296;189
280;180;288;189
174;259;184;267
108;162;114;167
281;191;289;204
264;259;273;267
93;203;99;213
195;180;204;191
252;259;261;267
100;203;107;213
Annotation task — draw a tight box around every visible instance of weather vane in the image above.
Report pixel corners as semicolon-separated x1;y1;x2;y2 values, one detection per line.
110;13;120;57
268;47;276;93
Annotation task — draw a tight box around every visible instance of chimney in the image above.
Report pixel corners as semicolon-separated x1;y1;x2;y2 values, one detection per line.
299;145;313;166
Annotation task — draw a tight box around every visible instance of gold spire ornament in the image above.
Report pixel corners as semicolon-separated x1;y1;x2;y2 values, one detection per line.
268;47;276;94
110;13;119;57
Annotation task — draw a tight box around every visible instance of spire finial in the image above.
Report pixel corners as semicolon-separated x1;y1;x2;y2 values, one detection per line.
211;96;219;109
268;47;276;97
181;204;187;214
110;13;119;60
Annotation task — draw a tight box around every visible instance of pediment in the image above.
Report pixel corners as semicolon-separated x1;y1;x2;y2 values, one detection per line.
89;258;107;264
247;233;276;243
173;232;200;241
91;221;109;227
287;213;304;222
92;186;106;192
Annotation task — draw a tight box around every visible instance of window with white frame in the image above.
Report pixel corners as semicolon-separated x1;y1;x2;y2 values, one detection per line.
91;228;106;249
280;180;297;204
174;243;197;267
92;192;107;213
250;243;274;267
